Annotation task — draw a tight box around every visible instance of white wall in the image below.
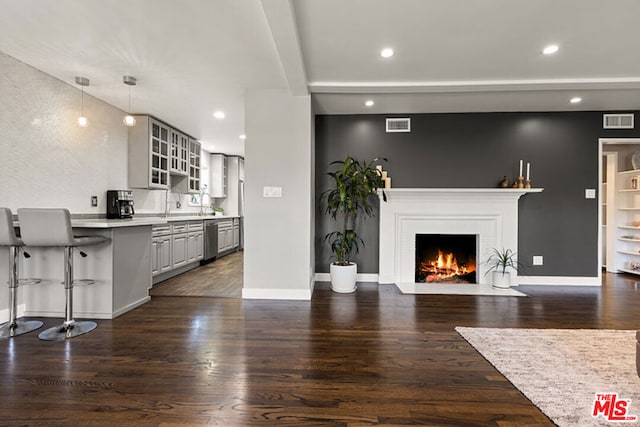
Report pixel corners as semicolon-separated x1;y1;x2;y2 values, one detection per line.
0;51;206;216
243;89;313;299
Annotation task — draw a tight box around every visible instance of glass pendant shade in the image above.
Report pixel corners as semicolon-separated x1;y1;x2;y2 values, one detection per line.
123;114;136;126
75;76;89;127
122;75;137;127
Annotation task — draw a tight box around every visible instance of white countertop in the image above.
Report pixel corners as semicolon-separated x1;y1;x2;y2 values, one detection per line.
13;215;239;229
72;215;239;228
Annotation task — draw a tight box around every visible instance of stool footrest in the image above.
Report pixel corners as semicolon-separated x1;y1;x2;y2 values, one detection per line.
59;279;96;286
18;278;42;285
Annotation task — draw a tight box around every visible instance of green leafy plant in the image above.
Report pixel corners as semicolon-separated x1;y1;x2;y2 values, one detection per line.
323;156;387;265
484;248;523;276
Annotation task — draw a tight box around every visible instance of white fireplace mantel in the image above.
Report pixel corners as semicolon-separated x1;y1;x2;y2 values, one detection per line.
377;188;543;285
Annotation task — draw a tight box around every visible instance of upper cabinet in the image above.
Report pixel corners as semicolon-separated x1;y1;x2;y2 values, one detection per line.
128;116;170;189
210;154;228;197
170;130;189;176
188;139;201;192
128;115;200;192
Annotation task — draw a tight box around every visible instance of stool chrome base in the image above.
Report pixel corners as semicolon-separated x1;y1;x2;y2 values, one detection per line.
38;320;97;341
0;319;43;339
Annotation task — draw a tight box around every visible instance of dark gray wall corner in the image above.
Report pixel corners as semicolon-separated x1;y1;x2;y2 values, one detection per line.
315;111;640;276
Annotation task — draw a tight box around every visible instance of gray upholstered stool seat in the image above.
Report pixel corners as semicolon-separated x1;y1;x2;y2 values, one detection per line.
0;208;43;338
17;208;109;340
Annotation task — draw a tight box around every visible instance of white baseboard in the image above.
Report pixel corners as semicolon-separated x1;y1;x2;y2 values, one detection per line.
112;296;151;318
242;287;312;300
516;276;601;286
314;273;379;283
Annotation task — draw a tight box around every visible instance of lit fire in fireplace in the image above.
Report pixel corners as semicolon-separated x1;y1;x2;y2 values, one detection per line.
417;250;476;283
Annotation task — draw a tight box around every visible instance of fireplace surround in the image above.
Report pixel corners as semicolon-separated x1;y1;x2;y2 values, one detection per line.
378;188;542;286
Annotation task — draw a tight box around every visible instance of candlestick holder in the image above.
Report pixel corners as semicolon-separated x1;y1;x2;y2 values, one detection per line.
525;179;531;189
518;176;524;188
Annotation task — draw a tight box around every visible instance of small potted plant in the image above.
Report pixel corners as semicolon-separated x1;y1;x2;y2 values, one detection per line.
485;248;521;289
323;156;386;293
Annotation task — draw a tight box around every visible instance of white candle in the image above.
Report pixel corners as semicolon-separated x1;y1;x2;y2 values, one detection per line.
526;163;530;180
519;160;523;177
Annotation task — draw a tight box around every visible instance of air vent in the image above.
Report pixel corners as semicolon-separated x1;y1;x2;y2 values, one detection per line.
603;113;634;129
386;118;411;133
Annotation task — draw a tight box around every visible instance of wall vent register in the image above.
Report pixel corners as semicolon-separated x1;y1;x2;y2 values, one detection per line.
386;118;411;133
603;113;634;129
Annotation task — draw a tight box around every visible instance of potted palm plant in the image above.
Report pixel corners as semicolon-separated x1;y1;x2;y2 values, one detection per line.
323;156;386;293
485;248;522;289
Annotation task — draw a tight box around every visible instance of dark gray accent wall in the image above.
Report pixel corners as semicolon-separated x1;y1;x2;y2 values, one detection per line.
315;111;640;276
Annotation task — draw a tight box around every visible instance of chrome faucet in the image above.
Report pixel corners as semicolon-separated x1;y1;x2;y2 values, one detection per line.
199;184;210;216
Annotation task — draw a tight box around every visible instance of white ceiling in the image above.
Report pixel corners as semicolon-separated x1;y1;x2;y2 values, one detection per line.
1;0;640;155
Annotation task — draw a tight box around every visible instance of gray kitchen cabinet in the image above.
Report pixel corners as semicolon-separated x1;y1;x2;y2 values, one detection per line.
233;218;239;248
129;116;170;189
151;224;172;276
171;222;188;268
152;222;202;279
188;139;201;193
158;237;172;273
210;154;228;197
217;219;234;253
170;129;189;175
187;221;204;262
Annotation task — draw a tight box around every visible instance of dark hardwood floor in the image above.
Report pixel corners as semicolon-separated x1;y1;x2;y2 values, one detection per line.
150;251;243;298
1;272;640;426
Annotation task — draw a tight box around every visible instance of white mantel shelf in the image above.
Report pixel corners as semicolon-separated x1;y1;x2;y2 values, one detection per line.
378;188;543;200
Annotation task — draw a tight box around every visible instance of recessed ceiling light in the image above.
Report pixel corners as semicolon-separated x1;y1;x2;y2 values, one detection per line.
365;100;374;107
380;48;394;58
570;97;582;104
542;44;559;55
213;111;225;119
239;134;246;140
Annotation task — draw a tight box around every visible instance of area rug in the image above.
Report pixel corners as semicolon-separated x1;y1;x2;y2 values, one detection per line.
455;327;640;426
396;282;526;296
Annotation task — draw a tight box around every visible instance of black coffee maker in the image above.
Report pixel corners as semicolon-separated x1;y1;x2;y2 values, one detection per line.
107;190;135;219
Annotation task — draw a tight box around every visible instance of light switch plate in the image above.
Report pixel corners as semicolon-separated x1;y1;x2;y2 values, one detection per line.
585;188;596;199
91;196;98;207
533;256;543;266
263;186;282;198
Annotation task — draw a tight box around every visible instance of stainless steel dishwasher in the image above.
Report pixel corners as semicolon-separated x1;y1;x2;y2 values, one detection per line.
203;219;218;262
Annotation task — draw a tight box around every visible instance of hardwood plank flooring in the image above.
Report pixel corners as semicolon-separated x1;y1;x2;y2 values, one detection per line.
150;251;243;298
1;272;640;426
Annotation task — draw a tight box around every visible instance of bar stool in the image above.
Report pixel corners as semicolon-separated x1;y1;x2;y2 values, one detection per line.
17;208;109;340
0;208;43;338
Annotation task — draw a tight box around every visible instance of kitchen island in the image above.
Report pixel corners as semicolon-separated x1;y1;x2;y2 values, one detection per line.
0;215;237;321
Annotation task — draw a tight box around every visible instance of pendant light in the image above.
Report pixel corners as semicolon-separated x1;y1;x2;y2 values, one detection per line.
75;76;89;127
122;75;137;127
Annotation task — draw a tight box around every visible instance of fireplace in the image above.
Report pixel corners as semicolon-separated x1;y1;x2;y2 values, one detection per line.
378;188;539;286
415;234;477;283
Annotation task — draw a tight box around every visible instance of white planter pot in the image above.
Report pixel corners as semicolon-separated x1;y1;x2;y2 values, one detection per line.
330;263;357;293
492;271;511;289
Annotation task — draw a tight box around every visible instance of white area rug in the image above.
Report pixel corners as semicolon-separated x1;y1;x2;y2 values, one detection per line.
396;282;526;296
456;327;640;426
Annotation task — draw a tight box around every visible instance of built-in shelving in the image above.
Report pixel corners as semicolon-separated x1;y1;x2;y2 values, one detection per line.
618;249;640;256
619;237;640;243
615;166;640;274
